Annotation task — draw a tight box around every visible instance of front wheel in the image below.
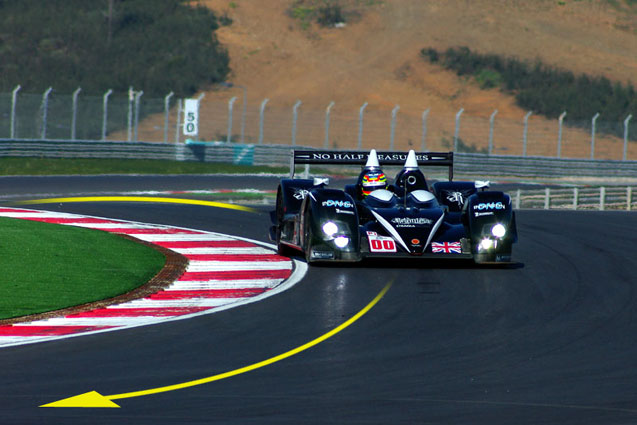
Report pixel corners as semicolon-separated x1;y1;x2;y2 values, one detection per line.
303;209;316;264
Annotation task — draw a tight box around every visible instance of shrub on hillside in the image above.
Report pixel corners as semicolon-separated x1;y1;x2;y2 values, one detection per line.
421;46;636;139
0;0;230;97
288;0;348;29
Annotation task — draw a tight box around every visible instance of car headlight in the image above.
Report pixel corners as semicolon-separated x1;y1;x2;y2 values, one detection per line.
334;236;349;248
480;238;494;250
491;223;506;238
322;221;338;237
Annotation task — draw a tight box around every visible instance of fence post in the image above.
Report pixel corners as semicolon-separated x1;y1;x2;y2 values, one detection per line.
523;111;532;157
238;85;247;144
40;87;53;140
196;93;205;142
573;187;578;210
10;85;21;139
421;108;430;151
557;111;567;158
453;108;464;152
258;98;269;145
515;188;521;209
590;112;600;160
71;87;81;140
324;101;335;148
390;105;400;151
357;102;368;149
133;90;143;143
127;87;134;142
102;89;113;141
292;100;302;146
623;114;632;161
600;186;605;211
227;96;238;143
174;98;182;144
544;187;550;210
163;91;174;143
628;187;633;211
488;109;498;155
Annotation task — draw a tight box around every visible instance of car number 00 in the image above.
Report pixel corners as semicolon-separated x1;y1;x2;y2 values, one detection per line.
369;237;396;252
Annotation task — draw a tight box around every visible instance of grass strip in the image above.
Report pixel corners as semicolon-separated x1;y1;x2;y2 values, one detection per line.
0;217;165;320
0;158;288;176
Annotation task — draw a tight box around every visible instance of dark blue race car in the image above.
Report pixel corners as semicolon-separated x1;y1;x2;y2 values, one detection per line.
270;149;517;264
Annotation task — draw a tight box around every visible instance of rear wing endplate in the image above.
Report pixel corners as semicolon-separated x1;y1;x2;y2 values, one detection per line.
291;150;454;181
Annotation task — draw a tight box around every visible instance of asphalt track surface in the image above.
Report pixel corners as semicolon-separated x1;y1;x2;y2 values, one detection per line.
1;175;636;424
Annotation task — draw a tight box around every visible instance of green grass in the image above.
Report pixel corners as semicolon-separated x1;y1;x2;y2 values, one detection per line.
0;158;288;176
0;217;165;320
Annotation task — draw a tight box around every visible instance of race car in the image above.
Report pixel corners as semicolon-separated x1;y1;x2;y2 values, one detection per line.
269;149;517;264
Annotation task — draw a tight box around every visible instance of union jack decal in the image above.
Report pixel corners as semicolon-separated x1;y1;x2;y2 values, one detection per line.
431;241;462;254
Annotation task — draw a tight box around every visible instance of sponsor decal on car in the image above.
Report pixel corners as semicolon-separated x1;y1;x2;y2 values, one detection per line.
322;199;354;209
310;250;335;260
367;233;397;253
473;202;505;211
335;208;355;215
293;189;310;200
307;152;434;162
445;190;474;208
474;211;495;217
390;217;433;227
431;241;462;254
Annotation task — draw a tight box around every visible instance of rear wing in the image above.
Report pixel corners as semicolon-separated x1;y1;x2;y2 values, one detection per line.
291;150;454;181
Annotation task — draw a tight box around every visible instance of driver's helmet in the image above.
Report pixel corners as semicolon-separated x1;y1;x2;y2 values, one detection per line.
361;169;388;197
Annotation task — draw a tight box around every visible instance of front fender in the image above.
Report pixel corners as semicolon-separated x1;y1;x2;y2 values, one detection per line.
303;189;360;259
464;191;517;262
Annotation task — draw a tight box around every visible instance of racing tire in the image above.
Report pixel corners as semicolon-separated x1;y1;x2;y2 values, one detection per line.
276;227;294;257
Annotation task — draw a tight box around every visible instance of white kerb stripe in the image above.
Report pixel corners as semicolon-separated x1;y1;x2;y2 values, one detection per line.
114;299;239;308
132;234;236;242
67;223;160;230
21;317;161;327
169;279;284;289
186;261;292;271
0;212;80;218
173;247;274;255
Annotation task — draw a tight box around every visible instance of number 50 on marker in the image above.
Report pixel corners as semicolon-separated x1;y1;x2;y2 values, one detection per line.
183;98;200;137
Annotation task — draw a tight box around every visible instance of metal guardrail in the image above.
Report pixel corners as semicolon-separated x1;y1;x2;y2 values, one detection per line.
0;139;291;167
455;153;637;179
514;186;635;211
1;139;637;180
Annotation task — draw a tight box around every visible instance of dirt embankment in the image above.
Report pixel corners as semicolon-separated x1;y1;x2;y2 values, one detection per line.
158;0;637;160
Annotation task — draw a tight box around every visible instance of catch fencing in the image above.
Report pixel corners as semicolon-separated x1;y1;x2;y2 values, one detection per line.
1;87;636;162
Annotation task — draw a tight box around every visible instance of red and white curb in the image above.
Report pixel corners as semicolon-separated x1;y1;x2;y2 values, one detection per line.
0;207;306;348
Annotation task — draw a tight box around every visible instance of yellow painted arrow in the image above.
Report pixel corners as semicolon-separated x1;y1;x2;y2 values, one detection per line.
17;196;257;213
41;391;120;408
41;281;393;408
